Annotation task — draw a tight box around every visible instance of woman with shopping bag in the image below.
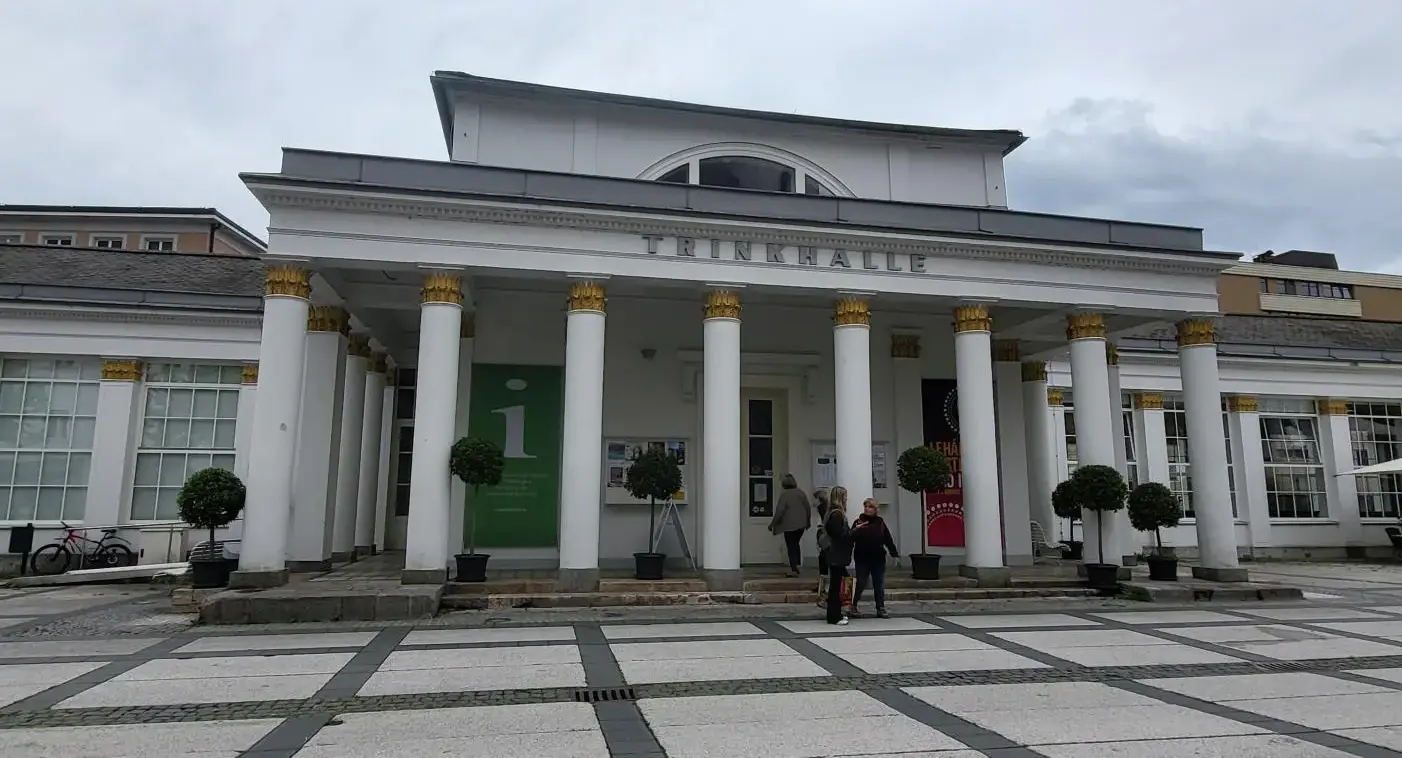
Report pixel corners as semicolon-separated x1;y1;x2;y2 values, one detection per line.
821;486;855;625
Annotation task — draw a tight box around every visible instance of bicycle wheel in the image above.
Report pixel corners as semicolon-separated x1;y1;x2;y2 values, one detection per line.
29;544;71;575
95;543;135;568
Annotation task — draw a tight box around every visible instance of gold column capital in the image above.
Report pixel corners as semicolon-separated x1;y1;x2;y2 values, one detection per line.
1066;312;1106;341
1106;343;1120;365
1316;398;1349;416
421;272;464;305
1047;388;1064;407
307;305;349;334
265;266;311;299
834;297;870;327
370;352;388;373
953;304;991;333
1021;361;1047;382
1135;392;1164;410
568;281;607;312
241;363;259;385
101;359;143;382
1226;395;1258;413
1176;318;1216;347
347;333;371;358
704;290;741;320
891;333;921;359
461;312;476;339
993;339;1019;362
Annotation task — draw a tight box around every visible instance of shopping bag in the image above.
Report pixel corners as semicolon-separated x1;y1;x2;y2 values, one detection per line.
816;575;829;608
817;575;856;608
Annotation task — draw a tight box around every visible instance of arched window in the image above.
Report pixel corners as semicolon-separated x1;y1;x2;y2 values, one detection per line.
643;144;848;197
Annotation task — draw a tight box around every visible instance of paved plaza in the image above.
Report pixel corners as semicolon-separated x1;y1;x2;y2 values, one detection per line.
7;567;1402;755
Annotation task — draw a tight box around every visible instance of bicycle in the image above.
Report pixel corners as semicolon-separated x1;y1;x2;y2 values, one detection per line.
29;523;136;575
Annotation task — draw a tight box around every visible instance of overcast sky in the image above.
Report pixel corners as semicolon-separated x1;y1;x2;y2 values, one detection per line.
1;0;1399;272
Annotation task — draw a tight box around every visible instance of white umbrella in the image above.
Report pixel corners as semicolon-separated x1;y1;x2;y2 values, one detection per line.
1340;457;1402;476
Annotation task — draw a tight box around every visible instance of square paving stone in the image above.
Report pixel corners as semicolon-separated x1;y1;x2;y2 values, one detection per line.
59;673;334;708
777;617;938;634
940;613;1100;629
379;645;579;670
811;633;991;655
1032;734;1354;757
0;718;281;756
1091;610;1244;625
844;648;1050;674
612;639;827;685
1344;666;1402;685
360;644;585;696
1166;624;1402;660
0;637;164;659
601;621;764;639
1332;725;1402;751
0;616;34;628
295;702;607;758
639;690;968;757
1142;672;1391;702
400;626;576;646
1315;620;1402;639
1223;692;1402;730
171;632;377;654
1043;643;1242;667
1235;607;1390;621
0;661;104;707
113;652;354;680
993;629;1176;649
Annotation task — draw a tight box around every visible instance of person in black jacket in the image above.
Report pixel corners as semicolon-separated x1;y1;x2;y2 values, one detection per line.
822;486;854;626
850;498;898;618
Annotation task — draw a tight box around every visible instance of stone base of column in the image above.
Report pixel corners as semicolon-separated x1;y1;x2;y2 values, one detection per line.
1346;545;1368;559
354;546;373;559
371;546;379;556
1005;553;1034;567
958;566;1011;588
1077;564;1132;580
1192;566;1249;583
557;568;599;593
1122;554;1140;567
287;560;331;573
331;551;355;563
228;569;289;589
703;569;743;592
401;568;448;585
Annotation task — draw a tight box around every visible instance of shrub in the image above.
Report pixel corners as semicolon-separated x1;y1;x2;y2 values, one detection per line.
1068;465;1127;564
1127;482;1183;554
177;468;246;553
450;437;505;554
626;449;683;550
896;445;952;494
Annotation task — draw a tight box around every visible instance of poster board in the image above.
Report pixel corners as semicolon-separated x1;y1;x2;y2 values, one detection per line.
810;441;890;493
604;438;689;504
921;379;965;547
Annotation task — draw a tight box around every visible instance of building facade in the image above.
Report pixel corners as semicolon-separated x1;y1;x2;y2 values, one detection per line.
0;206;266;256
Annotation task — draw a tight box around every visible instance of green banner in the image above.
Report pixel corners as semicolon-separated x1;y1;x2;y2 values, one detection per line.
465;364;564;548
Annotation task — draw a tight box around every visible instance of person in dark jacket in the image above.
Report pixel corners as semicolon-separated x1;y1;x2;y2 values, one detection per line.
768;474;812;577
850;498;898;618
822;486;854;625
812;488;830;576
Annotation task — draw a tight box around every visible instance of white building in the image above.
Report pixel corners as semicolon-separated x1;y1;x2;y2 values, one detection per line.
3;73;1399;584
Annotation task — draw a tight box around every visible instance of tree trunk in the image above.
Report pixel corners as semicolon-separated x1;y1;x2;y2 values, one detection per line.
648;497;656;552
1154;526;1163;552
466;486;477;555
1096;512;1105;564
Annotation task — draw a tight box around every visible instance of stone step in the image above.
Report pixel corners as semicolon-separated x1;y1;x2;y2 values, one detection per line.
438;586;1098;611
1009;577;1088;588
742;576;977;592
443;579;557;596
598;579;709;593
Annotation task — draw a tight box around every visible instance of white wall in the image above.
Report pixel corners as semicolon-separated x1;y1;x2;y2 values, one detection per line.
451;96;1008;207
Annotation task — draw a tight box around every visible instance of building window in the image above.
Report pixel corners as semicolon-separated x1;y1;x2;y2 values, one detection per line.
1122;394;1139;488
699;156;794;193
1063;398;1077;475
40;235;74;246
0;234;20;244
1258;398;1327;519
1162;397;1237;519
1350;402;1402;519
392;368;415;517
657;165;690;184
1269;279;1354;299
132;363;241;521
91;236;125;249
0;357;99;522
142;236;176;251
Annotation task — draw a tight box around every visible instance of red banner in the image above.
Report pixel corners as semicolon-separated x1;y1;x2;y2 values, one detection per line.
921;380;964;548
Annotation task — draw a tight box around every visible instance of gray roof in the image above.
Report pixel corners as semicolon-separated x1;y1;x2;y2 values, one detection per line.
246;148;1225;256
429;71;1029;156
1121;315;1402;364
0;244;264;311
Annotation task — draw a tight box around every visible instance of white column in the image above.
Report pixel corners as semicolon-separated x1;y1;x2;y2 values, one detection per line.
233;267;311;586
1317;399;1363;553
85;360;143;528
954;305;1004;575
834;296;875;507
233;364;258;481
355;353;387;555
331;335;368;561
1134;394;1171;485
891;332;924;554
1106;347;1137;562
557;281;607;591
702;290;742;584
1177;319;1245;580
403;274;463;583
1022;362;1058;539
287;307;347;571
1067;314;1122;566
373;368;395;552
1225;396;1269;550
1049;390;1071;539
447;315;475;558
993;341;1032;565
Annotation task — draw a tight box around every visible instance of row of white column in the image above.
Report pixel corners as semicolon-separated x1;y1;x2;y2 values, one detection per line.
233;267;393;587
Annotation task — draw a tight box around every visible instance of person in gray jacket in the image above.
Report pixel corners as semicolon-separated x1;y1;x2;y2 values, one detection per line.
768;474;813;577
812;488;831;575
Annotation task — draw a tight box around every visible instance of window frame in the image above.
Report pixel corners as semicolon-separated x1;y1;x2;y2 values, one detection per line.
1257;398;1328;520
40;234;75;246
1161;396;1238;519
89;234;126;250
141;235;177;252
638;143;853;198
0;356;100;524
0;234;21;244
1349;402;1402;520
130;363;242;522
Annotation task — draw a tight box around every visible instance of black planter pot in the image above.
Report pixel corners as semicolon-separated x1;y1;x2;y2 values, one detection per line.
1084;563;1121;592
634;552;666;580
454;553;490;583
189;557;232;589
223;557;240;575
908;553;941;580
1146;555;1179;581
1064;541;1084;561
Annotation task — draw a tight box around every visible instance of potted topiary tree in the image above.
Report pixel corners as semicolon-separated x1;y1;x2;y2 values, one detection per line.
451;436;505;582
177;467;246;589
896;444;952;580
1128;482;1184;581
1068;464;1129;591
625;448;682;581
1051;479;1084;560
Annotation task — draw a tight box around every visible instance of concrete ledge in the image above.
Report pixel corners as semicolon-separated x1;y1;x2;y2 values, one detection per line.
703;569;744;592
1192;566;1250;583
957;566;1011;588
1120;579;1303;603
1076;563;1132;580
200;583;442;624
555;568;599;593
331;551;354;563
401;568;448;585
228;569;288;589
438;586;1098;610
286;560;330;574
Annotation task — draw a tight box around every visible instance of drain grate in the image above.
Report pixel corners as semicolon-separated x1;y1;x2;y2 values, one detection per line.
573;686;637;703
